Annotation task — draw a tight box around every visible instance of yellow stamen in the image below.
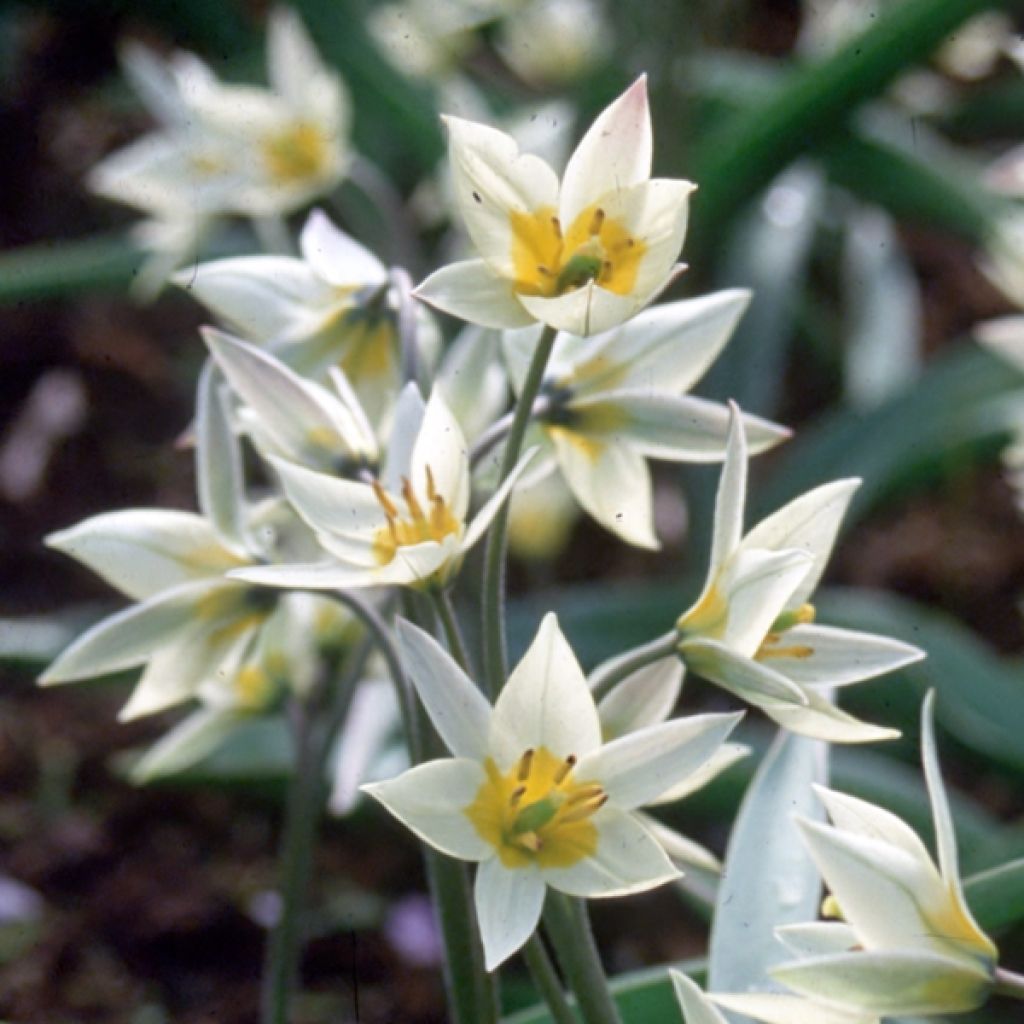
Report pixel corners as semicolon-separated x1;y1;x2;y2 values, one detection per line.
588;207;606;235
401;477;424;520
372;479;398;519
552;754;577;786
517;748;535;782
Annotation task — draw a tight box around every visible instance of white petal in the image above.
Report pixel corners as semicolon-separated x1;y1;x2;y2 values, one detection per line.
39;580;223;684
814;785;932;865
436;324;509;443
410;390;470;519
669;971;731;1024
776;921;860;958
175;255;328;342
474;857;546;970
363;758;492;861
559;76;652;227
230;559;375;589
576;289;751;396
772;949;993;1016
120;43;189;126
131;706;243;783
299;208;386;287
518;281;647;337
708;405;747;576
763;691;899;745
461;446;538;552
765;624;924;688
570;392;788;463
395;618;492;760
646;741;750;806
596;657;682;738
444;115;559;277
679;637;808;704
384;383;426;492
575;712;742;810
638;814;722;873
490;613;601;768
414;259;536;330
542;806;678;898
741;479;860;607
710;992;873;1024
46;510;244;601
550;431;656;548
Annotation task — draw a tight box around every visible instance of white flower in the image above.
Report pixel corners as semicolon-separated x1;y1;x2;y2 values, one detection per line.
231;386;534;591
502;290;789;547
675;405;923;742
90;10;350;286
364;614;743;969
178;211;432;426
415;76;695;336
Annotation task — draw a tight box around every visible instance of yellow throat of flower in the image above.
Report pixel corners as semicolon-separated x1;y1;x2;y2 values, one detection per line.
262;121;330;185
466;747;606;869
370;468;461;565
510;202;646;298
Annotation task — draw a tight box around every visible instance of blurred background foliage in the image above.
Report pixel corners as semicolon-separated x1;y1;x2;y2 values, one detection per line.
1;0;1024;1020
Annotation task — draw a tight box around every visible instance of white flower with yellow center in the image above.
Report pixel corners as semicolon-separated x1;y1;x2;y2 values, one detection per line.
674;405;923;742
502;290;789;547
231;386;533;591
415;76;695;337
363;614;742;969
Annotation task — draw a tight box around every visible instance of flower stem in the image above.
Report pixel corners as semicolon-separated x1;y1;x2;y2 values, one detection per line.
469;394;554;469
432;588;474;675
588;631;679;699
481;323;558;698
995;967;1024;1000
522;935;579;1024
542;892;623;1024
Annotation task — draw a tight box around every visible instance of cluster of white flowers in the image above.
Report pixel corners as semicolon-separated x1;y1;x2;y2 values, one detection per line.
44;11;1016;1021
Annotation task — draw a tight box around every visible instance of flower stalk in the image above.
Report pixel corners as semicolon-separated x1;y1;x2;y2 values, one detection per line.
995;967;1024;1001
482;323;559;697
522;935;579;1024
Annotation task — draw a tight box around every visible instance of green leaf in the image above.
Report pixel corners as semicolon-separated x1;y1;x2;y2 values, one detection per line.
708;731;825;1010
964;857;1024;934
690;0;1008;252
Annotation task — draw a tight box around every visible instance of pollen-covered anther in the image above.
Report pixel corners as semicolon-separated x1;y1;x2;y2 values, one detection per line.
516;747;535;782
552;753;577;785
371;478;398;519
550;215;563;239
757;642;815;661
401;477;424;519
588;207;606;235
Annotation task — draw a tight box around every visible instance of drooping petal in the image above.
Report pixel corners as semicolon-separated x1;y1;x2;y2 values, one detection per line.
646;742;750;806
299;208;386;288
444;115;560;278
741;479;861;607
474;856;546;971
541;806;678;898
670;971;731;1024
710;991;874;1024
550;431;657;548
131;705;244;783
45;510;245;601
596;657;683;738
490;612;601;768
679;637;808;704
559;75;652;227
414;260;536;330
762;691;899;745
39;580;224;684
771;949;993;1016
395;618;492;761
764;624;924;688
575;712;742;810
363;758;492;861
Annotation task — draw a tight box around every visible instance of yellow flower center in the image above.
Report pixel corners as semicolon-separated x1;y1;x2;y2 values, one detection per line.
370;467;462;565
262;121;330;184
465;747;605;869
510;203;646;298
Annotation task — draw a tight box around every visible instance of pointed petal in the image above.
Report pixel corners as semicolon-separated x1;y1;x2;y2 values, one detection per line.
46;510;245;601
395;618;492;760
596;657;683;738
771;949;993;1016
299;208;386;287
741;479;860;607
542;806;678;898
490;613;601;768
550;432;657;548
575;712;742;810
679;638;808;705
414;259;535;330
709;405;747;576
646;741;750;806
637;814;722;873
710;992;873;1024
410;390;470;519
766;624;924;688
474;857;546;970
559;76;652;226
40;580;222;684
763;691;899;745
669;971;731;1024
230;560;376;589
131;706;243;783
444;115;559;277
814;785;932;864
776;921;860;958
384;383;426;491
363;758;492;861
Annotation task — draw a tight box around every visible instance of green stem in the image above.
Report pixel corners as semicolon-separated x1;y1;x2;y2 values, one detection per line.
432;589;474;675
588;631;679;700
481;323;558;698
543;893;622;1024
995;968;1024;1000
522;935;579;1024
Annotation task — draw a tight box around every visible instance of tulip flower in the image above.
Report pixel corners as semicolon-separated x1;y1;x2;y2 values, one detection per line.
415;75;695;336
364;614;742;969
675;406;923;742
